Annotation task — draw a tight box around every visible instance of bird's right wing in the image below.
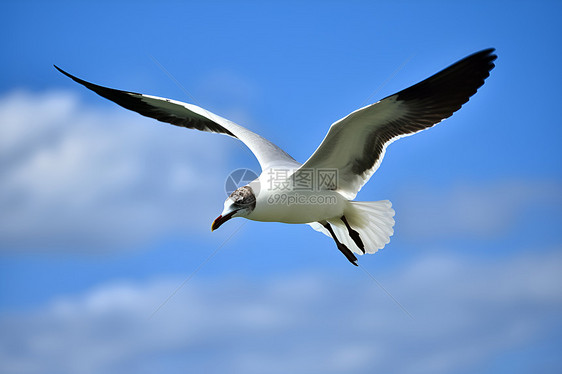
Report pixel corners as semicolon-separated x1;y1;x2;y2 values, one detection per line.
296;49;496;199
54;65;299;171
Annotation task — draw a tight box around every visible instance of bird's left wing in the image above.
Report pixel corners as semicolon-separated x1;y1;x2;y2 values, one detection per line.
54;65;298;171
296;48;496;199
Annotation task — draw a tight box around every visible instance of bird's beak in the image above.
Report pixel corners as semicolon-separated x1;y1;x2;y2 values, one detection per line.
211;210;236;231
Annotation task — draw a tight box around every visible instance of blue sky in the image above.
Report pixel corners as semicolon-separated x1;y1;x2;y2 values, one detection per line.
1;1;561;373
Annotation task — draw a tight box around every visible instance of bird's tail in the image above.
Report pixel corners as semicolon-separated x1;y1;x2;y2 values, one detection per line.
309;200;395;255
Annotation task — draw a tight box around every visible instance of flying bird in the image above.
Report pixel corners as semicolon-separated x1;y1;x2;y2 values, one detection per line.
55;48;496;265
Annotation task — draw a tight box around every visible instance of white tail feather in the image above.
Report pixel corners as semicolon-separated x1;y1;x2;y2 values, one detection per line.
308;200;395;255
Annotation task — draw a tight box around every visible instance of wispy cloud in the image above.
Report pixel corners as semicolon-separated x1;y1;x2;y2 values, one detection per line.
396;180;562;240
1;250;561;374
0;90;233;251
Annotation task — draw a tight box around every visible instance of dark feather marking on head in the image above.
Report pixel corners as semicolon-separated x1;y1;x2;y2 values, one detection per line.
229;186;256;210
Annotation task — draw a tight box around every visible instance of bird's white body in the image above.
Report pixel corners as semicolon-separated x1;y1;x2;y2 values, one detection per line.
55;48;496;265
247;169;348;224
217;166;396;258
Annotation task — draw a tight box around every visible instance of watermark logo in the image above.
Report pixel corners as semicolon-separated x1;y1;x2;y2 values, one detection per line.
267;192;338;206
267;168;338;191
223;167;340;205
224;168;259;197
265;167;339;206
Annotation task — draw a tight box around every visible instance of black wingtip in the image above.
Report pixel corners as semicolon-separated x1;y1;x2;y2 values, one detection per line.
466;47;497;66
394;47;497;105
478;47;496;54
474;47;497;61
53;64;69;77
53;64;92;88
52;64;239;138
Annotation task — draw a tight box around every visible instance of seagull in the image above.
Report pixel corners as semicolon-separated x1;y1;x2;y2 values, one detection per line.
55;48;496;266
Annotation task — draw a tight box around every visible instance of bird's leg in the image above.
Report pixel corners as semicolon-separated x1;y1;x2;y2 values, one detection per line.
321;221;358;266
341;215;365;254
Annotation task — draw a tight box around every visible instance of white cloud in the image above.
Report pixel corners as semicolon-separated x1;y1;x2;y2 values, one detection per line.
1;250;561;374
0;90;237;251
396;180;562;240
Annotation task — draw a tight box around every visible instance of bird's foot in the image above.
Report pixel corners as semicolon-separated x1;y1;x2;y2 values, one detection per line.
341;215;365;254
337;243;358;266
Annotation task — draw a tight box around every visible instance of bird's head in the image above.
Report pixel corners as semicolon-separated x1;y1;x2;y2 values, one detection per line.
211;185;256;231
